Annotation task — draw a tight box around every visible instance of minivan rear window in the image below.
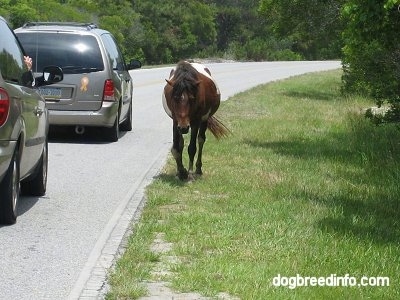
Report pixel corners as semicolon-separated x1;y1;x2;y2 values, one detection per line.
16;32;104;74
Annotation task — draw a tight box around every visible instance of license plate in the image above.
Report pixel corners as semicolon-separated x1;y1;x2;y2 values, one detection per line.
38;87;61;100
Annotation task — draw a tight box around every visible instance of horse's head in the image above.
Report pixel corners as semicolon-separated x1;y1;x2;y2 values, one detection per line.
166;77;200;134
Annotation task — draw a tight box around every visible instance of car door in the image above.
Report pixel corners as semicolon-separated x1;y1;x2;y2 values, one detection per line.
0;21;46;177
101;33;132;120
18;85;47;178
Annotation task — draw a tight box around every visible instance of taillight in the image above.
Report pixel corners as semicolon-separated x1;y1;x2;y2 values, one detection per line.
103;79;115;101
0;88;10;126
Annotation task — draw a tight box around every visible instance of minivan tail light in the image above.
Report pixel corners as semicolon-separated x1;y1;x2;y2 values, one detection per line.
103;79;115;101
0;88;10;127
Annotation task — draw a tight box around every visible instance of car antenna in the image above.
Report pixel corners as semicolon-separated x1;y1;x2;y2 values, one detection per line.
34;32;39;73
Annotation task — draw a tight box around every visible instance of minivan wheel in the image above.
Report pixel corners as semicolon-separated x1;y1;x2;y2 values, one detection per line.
21;139;48;196
0;147;20;225
105;116;119;142
120;100;132;132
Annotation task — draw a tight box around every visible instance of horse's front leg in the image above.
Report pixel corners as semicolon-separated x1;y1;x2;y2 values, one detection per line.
195;121;208;175
171;123;188;180
188;124;199;174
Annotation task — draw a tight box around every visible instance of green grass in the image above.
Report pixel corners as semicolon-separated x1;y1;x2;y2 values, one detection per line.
106;70;400;299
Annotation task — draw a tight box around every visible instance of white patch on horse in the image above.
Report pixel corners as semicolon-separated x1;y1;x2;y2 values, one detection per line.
162;62;220;120
162;91;172;118
202;108;212;121
189;62;221;95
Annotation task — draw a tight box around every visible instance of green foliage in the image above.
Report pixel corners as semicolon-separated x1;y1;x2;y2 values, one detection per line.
0;0;343;63
259;0;344;59
226;38;303;61
132;0;218;64
9;2;38;27
342;0;400;123
5;0;91;27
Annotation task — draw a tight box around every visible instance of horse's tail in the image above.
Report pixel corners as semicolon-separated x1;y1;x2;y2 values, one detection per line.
207;116;230;139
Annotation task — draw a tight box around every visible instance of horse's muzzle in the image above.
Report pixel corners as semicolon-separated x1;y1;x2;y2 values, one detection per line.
178;126;190;134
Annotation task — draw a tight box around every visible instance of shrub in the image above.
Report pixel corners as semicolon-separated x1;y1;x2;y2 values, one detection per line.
342;1;400;124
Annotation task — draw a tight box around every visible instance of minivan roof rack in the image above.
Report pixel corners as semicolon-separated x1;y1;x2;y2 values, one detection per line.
22;22;98;30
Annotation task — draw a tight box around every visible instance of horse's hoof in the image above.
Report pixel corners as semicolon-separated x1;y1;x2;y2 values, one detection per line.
188;172;195;181
177;170;189;180
195;169;203;176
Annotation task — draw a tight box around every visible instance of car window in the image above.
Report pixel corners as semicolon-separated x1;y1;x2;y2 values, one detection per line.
0;20;27;85
100;33;125;71
16;32;104;74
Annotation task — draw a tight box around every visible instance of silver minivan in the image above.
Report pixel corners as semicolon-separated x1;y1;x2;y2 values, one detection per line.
15;22;141;142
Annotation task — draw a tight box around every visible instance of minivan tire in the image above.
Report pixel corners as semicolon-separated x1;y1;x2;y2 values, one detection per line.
21;139;48;196
120;100;132;132
0;146;20;225
105;115;119;142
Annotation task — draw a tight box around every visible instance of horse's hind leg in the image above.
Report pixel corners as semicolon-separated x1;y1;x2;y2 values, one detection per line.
195;121;208;175
172;124;188;180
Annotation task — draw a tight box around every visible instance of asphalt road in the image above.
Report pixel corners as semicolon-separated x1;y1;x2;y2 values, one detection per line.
0;61;341;300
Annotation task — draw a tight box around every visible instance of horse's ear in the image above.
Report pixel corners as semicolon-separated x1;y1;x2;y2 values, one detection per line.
166;79;174;86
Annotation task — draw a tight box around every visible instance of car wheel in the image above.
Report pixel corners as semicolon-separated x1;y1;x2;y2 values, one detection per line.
21;139;48;196
105;115;119;142
120;100;132;132
0;146;20;225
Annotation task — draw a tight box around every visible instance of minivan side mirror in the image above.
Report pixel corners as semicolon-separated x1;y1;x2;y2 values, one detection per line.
36;66;63;86
127;59;141;70
42;66;63;83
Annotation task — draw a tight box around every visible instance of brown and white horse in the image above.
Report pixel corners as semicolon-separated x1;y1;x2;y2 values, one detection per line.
162;61;228;180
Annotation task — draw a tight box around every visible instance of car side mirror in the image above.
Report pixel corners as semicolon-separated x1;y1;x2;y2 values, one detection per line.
42;66;63;84
127;59;141;70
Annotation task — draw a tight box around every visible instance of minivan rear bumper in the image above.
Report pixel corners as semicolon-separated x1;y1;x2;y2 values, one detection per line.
48;101;118;127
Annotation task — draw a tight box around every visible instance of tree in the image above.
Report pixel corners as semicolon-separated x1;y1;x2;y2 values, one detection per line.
342;0;400;123
133;0;217;64
0;0;346;64
259;0;344;59
6;0;90;28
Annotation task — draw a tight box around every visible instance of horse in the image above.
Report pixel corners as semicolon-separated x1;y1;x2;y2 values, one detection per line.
162;61;228;180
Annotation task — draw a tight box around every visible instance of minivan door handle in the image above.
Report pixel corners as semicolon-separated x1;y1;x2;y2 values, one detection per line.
34;106;44;116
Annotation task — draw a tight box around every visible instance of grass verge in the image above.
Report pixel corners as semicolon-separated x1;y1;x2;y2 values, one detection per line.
106;69;400;299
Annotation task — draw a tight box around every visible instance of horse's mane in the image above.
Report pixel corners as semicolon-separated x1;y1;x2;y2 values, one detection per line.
172;61;199;98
